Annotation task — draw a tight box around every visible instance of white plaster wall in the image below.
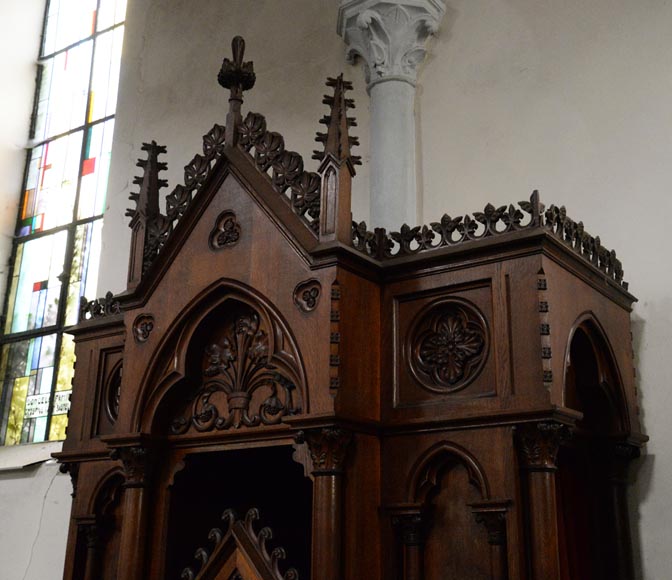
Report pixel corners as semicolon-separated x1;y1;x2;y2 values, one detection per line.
417;2;671;577
98;0;371;295
0;0;45;307
0;459;71;580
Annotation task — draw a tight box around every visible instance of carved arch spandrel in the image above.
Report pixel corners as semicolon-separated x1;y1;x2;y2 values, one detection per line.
132;279;308;434
563;311;631;435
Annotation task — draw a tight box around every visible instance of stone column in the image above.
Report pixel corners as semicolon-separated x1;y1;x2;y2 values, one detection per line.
299;427;353;580
338;0;446;230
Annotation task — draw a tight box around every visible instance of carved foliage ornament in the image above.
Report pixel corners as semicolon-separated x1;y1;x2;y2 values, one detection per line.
297;427;353;474
79;291;121;321
171;302;303;434
209;210;241;250
339;0;446;88
408;299;488;393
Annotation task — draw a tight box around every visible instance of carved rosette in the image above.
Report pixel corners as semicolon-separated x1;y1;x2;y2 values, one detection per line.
209;210;241;250
297;427;353;475
408;299;488;393
516;422;571;471
133;314;154;343
171;301;304;434
293;279;321;313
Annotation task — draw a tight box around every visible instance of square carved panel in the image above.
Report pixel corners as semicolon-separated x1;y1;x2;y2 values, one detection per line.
393;281;496;408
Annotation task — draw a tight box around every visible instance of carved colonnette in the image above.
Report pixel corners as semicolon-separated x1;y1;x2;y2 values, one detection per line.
56;36;645;580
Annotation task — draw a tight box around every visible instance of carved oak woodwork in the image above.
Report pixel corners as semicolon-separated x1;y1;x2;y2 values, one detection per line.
56;37;646;580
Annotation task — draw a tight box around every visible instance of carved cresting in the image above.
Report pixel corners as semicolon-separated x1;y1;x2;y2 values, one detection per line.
171;302;303;434
180;508;299;580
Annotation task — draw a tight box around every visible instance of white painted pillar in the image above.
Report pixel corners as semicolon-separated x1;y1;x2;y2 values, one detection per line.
338;0;446;230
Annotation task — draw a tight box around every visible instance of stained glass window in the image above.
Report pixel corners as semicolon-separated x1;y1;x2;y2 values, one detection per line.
0;0;126;445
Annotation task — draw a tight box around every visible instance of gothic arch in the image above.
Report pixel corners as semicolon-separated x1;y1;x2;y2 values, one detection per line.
88;468;125;516
133;278;308;435
408;440;491;504
563;312;630;435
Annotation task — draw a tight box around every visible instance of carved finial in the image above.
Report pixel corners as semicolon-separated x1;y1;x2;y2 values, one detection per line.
312;74;361;171
126;141;168;290
218;36;256;146
125;141;168;221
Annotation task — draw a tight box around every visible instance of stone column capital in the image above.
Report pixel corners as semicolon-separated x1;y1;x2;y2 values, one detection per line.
338;0;446;90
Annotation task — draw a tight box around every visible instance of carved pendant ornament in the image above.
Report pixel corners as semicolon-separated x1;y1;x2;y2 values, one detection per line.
171;304;303;434
408;299;488;393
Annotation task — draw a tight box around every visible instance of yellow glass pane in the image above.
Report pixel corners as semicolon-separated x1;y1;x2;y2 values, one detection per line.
48;414;68;441
5;377;29;446
56;334;76;391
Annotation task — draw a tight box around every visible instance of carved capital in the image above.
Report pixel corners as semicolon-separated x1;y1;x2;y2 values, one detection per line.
470;501;511;547
338;0;446;89
516;422;570;471
296;427;353;475
110;445;152;488
390;507;427;546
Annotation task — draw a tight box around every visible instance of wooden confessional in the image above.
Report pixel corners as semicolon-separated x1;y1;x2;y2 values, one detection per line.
55;37;646;580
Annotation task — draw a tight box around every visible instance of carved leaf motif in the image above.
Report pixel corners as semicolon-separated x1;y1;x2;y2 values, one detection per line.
290;172;321;226
238;112;267;150
272;151;303;191
184;154;211;191
254;132;285;172
202;124;226;159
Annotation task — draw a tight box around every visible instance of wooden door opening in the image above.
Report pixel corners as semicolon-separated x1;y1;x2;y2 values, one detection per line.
166;445;312;579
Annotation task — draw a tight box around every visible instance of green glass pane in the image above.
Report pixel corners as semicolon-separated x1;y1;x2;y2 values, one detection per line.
19;131;83;236
4;231;68;334
0;336;57;446
34;42;93;142
65;221;103;325
43;0;97;56
89;27;124;123
97;0;127;31
77;121;114;219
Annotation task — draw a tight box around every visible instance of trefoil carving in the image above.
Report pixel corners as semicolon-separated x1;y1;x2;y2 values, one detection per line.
293;279;321;313
209;210;241;250
133;314;154;343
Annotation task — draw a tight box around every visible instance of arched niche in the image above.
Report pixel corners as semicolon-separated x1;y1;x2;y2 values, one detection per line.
135;279;308;436
401;442;506;580
563;314;630;436
557;314;637;580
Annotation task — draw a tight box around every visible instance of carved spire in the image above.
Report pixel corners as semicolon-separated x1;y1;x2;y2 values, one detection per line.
312;75;361;169
126;141;168;290
312;76;360;245
218;36;256;146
